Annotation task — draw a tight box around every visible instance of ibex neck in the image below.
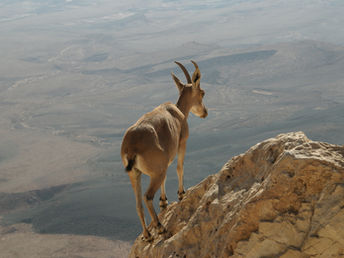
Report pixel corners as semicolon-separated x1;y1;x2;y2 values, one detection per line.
176;93;192;119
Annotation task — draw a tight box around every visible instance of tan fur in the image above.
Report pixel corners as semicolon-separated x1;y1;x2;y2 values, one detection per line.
121;61;207;241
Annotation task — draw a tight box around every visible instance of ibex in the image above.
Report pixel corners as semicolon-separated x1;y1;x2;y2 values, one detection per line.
121;61;207;241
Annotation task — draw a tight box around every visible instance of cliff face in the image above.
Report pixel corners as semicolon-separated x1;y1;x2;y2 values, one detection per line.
130;132;344;258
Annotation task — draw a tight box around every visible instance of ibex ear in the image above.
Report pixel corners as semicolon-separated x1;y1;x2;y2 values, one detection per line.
191;60;201;89
171;72;184;93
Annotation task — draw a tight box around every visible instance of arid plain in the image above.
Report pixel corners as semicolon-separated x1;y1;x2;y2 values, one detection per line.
1;1;344;257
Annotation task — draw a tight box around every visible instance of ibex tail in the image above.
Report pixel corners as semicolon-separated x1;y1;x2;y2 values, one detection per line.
125;156;136;172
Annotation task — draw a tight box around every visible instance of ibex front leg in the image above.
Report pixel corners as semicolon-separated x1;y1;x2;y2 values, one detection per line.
159;175;168;211
177;140;186;201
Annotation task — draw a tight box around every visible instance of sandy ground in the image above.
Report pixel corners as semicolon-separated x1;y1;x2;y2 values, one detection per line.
0;128;100;193
0;222;131;258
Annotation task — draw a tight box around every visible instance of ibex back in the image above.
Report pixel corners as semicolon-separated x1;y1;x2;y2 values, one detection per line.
121;61;207;241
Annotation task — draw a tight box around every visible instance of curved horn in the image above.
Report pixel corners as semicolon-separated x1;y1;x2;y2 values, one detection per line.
175;61;192;84
191;60;199;70
191;60;201;85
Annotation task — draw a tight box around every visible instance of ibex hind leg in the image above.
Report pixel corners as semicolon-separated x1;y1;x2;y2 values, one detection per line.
144;173;167;235
128;169;153;241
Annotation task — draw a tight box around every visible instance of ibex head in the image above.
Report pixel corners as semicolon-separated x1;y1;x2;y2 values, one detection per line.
171;61;208;118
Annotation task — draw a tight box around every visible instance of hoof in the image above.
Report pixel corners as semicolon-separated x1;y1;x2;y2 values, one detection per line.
142;231;153;242
157;223;167;235
159;197;168;211
177;190;185;201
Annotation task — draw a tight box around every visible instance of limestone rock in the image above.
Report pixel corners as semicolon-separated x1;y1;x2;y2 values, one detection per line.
130;132;344;258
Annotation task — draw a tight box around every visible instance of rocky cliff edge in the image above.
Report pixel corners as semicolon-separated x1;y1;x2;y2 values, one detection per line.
130;132;344;258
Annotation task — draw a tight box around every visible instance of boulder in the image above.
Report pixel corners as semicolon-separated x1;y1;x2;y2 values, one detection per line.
130;132;344;258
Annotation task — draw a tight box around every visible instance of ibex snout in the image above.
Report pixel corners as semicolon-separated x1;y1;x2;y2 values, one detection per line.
201;107;208;118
